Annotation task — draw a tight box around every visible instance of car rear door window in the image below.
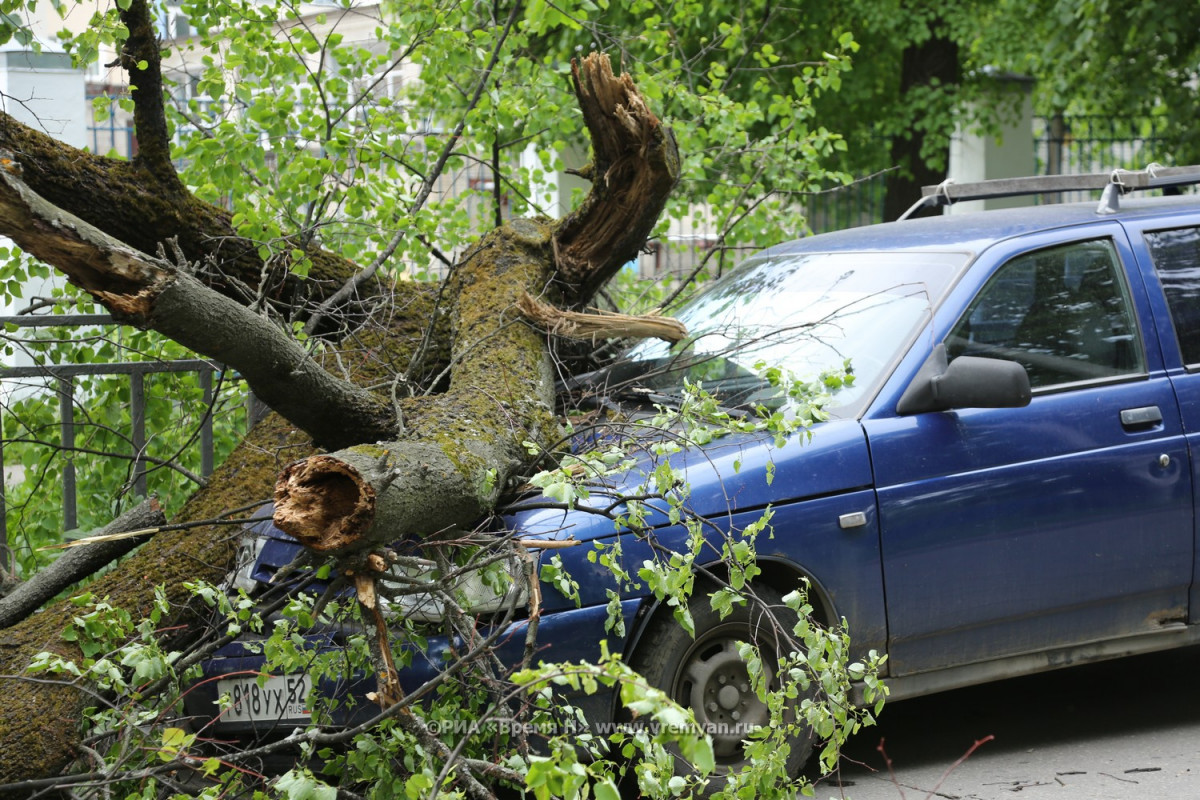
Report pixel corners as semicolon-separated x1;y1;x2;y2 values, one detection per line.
946;239;1144;389
1144;226;1200;367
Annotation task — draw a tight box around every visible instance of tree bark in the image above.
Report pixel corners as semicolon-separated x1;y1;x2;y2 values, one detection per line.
0;47;679;788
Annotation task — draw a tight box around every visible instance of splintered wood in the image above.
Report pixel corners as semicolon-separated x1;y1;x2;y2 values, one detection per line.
516;291;687;343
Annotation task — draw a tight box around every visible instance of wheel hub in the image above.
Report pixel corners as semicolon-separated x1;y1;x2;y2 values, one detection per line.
680;635;773;759
717;684;740;711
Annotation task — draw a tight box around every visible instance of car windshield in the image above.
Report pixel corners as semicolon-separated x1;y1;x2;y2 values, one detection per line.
596;250;967;416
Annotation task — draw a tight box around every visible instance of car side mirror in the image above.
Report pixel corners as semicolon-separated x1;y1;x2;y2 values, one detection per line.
897;344;1032;415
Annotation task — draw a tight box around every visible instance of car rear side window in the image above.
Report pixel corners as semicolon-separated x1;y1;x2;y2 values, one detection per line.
946;239;1145;389
1144;226;1200;367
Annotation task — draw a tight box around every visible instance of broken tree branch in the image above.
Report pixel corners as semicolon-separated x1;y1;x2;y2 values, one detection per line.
0;157;396;450
0;102;381;328
0;499;166;630
553;54;680;306
517;291;687;343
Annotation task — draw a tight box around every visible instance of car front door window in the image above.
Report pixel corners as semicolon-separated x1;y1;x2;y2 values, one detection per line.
946;239;1144;389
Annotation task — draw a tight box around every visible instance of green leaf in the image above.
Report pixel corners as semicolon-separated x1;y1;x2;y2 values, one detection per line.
158;726;194;761
593;779;621;800
276;769;337;800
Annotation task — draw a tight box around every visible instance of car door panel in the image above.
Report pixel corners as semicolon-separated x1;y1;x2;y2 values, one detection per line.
868;386;1191;674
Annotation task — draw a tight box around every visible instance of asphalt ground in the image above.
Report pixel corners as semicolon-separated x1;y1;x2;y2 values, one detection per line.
808;644;1200;800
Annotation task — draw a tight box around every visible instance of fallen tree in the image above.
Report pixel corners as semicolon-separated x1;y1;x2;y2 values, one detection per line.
0;0;679;786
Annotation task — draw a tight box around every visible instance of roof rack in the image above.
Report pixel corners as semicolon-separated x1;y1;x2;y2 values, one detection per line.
898;164;1200;220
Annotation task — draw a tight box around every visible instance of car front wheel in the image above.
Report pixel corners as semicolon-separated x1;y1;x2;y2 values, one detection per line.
627;583;813;790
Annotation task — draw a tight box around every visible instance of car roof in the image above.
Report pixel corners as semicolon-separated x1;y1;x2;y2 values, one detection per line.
766;195;1200;257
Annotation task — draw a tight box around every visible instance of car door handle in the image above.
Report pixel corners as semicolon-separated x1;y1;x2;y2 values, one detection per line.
1120;405;1163;429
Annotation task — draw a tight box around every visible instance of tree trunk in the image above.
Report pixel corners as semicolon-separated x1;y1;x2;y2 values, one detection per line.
882;26;961;221
275;218;560;551
0;42;678;788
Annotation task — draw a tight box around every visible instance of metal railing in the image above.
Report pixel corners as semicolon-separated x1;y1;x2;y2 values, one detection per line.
86;95;136;160
0;314;226;534
806;175;887;233
1034;114;1171;203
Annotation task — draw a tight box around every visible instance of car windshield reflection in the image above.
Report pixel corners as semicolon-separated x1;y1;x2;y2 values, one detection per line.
595;250;967;416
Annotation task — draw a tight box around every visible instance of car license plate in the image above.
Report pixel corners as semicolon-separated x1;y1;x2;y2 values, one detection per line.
217;674;312;723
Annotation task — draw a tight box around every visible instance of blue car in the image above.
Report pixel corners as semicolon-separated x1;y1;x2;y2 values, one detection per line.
187;169;1200;777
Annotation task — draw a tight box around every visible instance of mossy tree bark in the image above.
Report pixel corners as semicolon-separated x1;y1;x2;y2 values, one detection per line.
0;12;678;784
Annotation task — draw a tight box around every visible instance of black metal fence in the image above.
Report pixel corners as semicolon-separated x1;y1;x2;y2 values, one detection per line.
806;176;888;233
0;314;225;535
1034;114;1171;202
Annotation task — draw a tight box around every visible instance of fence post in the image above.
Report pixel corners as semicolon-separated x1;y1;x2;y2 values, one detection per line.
200;368;214;478
131;369;147;498
1041;112;1067;205
57;377;77;531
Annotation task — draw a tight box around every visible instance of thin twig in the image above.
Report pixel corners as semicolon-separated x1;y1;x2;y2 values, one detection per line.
302;0;525;335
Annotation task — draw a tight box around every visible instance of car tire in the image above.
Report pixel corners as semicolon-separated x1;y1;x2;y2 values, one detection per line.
627;582;813;790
